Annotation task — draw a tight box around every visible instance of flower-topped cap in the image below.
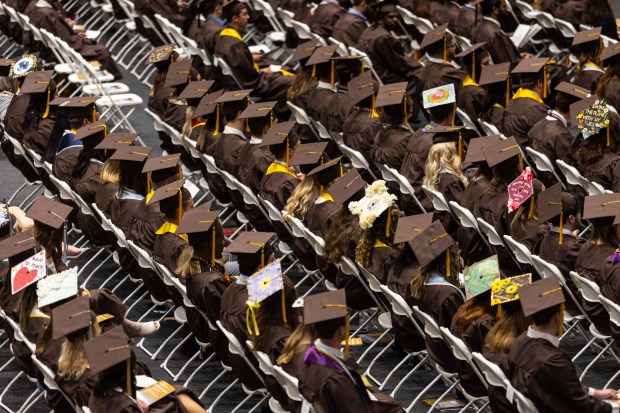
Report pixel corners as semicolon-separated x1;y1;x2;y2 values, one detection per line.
37;267;79;308
348;180;397;230
507;167;534;213
490;273;532;306
463;255;500;300
576;99;610;139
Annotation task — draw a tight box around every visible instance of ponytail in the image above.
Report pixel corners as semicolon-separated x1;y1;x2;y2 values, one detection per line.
175;245;195;282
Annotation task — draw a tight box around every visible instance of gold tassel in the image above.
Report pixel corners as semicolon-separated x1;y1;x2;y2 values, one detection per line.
446;250;451;277
178;189;183;226
147;172;151;194
339;160;343;177
506;79;510;106
496;304;503;318
312;64;316;78
528;197;535;219
246;118;250;133
385;206;391;238
371;94;379;118
443;32;447;64
42;85;50;119
178;165;183;181
403;96;408;125
126;359;132;396
559;302;564;336
285;137;289;166
472;50;475;82
213;104;220;136
458;132;463;159
260;245;265;269
281;289;287;324
330;60;335;89
344;313;350;355
246;303;260;335
607;127;611;147
518;154;523;172
558;210;563;245
92;104;96;123
452;102;456;126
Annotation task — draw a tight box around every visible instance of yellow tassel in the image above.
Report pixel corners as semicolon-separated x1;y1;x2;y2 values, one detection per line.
281;289;287;324
446;250;451;277
458;133;463;159
607;127;611;147
385;207;391;238
344;313;350;356
452;102;456;126
330;60;335;89
178;165;183;181
246;118;250;133
260;245;265;269
518;154;523;172
246;303;260;335
443;32;447;64
211;226;216;267
496;304;503;318
472;50;475;82
92;104;96;123
371;94;379;118
506;79;510;107
543;66;547;99
147;172;151;194
126;359;132;396
559;302;564;336
285;137;290;166
312;64;316;78
213;104;220;136
42;85;50;119
558;210;563;245
178;189;183;226
339;160;343;177
403;96;408;125
528;197;535;219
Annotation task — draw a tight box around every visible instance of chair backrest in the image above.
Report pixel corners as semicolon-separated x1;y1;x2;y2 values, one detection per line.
355;262;383;293
125;239;155;271
388;166;427;212
554;18;576;38
448;201;477;229
502;235;533;265
598;295;620;328
472;352;508;389
286;214;308;239
271;365;303;402
379;285;428;341
395;5;433;33
336;142;374;174
276;8;295;28
530;255;566;284
476;218;504;247
456;108;481;135
527;10;556;29
216;320;247;357
259;196;286;223
412;306;442;339
477;119;501;136
524;147;553;173
556;159;582;187
286;101;312;125
422;185;450;212
569;271;601;304
328;36;350;56
304;226;325;256
49;174;77;204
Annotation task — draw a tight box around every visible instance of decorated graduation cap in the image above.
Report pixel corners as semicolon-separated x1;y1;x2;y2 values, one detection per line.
478;62;511;106
511;57;555;98
600;42;620;63
50;97;99;122
430;125;464;159
258;120;296;165
193;89;224;120
349;180;398;237
164;59;193;88
84;325;133;396
290;39;320;64
519;277;565;335
537;182;569;245
328;169;368;208
0;58;14;77
420;23;450;63
246;260;286;336
238;101;277;133
490;273;531;311
20;70;54;119
454;42;486;81
463;255;501;300
507;167;534;216
305;44;339;86
148;178;186;225
213;89;253;135
94;133;138;151
146;44;176;69
109;145;153;163
571;26;602;47
574;98;611;145
348;70;379;115
409;220;455;276
178;80;215;106
423;83;457;126
0;228;36;266
463;134;501;164
51;295;92;340
289;142;329;174
225;231;275;271
27;196;73;264
37;267;79;307
177;209;221;266
306;156;344;187
75;119;108;149
10;53;38;80
375;82;411;124
583;193;620;225
483;136;522;170
142;153;182;193
10;249;46;295
392;212;434;244
303;289;350;354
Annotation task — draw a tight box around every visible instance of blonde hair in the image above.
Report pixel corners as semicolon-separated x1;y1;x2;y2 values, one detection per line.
277;324;316;365
149;71;166;98
283;175;321;221
181;106;196;138
423;142;467;190
100;159;120;184
175;245;195;281
484;310;529;353
57;322;101;381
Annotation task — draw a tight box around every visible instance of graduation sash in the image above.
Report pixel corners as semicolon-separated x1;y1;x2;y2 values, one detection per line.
582;61;604;72
155;222;188;242
220;28;260;71
265;163;298;179
511;88;544;104
462;75;479;87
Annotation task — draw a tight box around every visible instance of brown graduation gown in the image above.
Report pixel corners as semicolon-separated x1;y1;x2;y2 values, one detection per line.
197;17;224;54
507;333;612;413
259;165;300;210
452;316;495;397
22;118;55;157
458;176;493;266
501;96;548;147
254;323;293;410
482;346;516;413
599;261;620;343
127;199;166;254
309;3;344;37
369;125;412;171
332;11;368;48
152;231;187;273
508;213;546;253
399;128;434;214
342;107;382;161
236;142;274;192
416;61;466;97
304;86;351;132
4;93;29;141
211;129;247;175
579;152;620;192
458;83;487;125
53;146;83;183
601;77;620;113
573;67;604;92
428;0;461;25
528;114;575;165
70;159;102;204
471;19;521;66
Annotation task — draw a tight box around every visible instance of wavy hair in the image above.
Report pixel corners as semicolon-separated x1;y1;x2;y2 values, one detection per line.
410;244;461;300
355;205;400;268
324;206;360;263
100;159;120;184
423;142;468;190
283;175;321;221
34;222;63;271
597;64;620;101
57;319;101;381
287;66;314;103
276;324;317;365
484;308;529;353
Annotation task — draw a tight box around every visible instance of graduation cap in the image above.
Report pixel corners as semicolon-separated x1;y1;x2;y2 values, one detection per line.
331;55;365;78
574;98;611;145
142;153;182;192
348;180;397;235
422;84;457;127
289;142;329;169
50;97;99;122
519;277;565;335
0;58;14;77
109;145;153;163
74;119;108;149
328;169;368;208
490;272;532;308
305;45;340;87
571;26;602;47
51;296;92;340
430;125;464;158
193;89;224;119
238;101;277;132
146;44;175;66
37;267;79;307
463;134;501;164
178;80;215;106
258;120;296;165
538;182;575;246
554;81;591;102
10;249;46;295
507;167;534;214
392;213;434;244
483;136;522;169
348;70;379;111
164;59;192;89
290;39;320;64
303;289;351;354
463;255;500;300
375;82;410;124
408;220;455;276
420;23;450;62
568;95;598;127
583;193;620;225
0;228;36;265
27;196;72;229
454;42;486;81
148;178;185;225
84;326;133;395
20;70;54;118
94;133;138;151
177;209;221;266
306;156;344;187
225;231;275;270
213;89;253;134
478;63;511;106
246;260;286;335
600;42;620;62
10;53;38;79
511;57;555;98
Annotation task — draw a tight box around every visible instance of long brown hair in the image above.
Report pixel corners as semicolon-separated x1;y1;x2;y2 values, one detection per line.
488;158;520;197
19;284;38;331
596;64;620;100
34;222;63;272
287;66;314;102
58;317;101;381
451;293;495;336
484;307;529;353
324;206;360;263
355;206;400;268
410;245;462;300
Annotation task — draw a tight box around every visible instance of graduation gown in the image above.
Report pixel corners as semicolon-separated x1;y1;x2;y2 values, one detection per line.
304;85;351;132
428;0;461;25
416;60;466;97
599;261;620;343
573;65;604;92
56;367;98;408
161;100;187;132
451;7;480;37
211;129;247;175
507;332;612;413
368;243;399;285
148;77;173;117
471;19;521;66
538;230;586;316
399;127;433;214
22;118;55;157
457;176;492;265
309;2;344;37
332;10;368;48
259;163;300;210
601;77;620;113
358;23;421;90
434;173;464;238
342;107;381;161
580;152;620;192
305;196;340;238
575;241;615;336
127;199;166;254
70;159;102;204
89;385;203;413
452;316;495;397
236;142;274;192
418;278;464;373
254;323;293;410
528;113;574;165
152;229;187;273
482;346;516;413
369;125;412;171
4;93;29;141
501;94;548;147
508;213;546;253
53;145;83;183
386;261;426;353
458;80;487;125
196;16;224;54
133;0;185;27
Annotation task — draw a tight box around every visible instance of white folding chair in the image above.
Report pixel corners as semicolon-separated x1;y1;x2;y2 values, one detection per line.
524;147;565;188
422;185;454;218
502;235;533;266
396;5;434;34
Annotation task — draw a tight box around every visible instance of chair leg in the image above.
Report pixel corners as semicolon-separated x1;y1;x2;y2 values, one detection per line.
405;371;442;412
205;376;238;407
17;388;44;413
579;340;615;381
183;351;217;387
428;379;460;413
160;331;195;378
0;370;24;413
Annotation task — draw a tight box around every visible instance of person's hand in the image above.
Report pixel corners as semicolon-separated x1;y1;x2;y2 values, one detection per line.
65;17;76;27
252;52;263;62
520;52;534;59
573;229;580;237
137;399;149;412
178;1;189;12
259;67;273;74
594;389;620;400
297;172;305;180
